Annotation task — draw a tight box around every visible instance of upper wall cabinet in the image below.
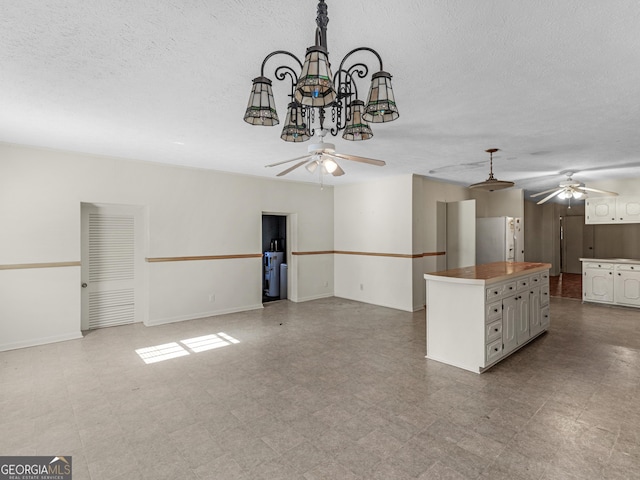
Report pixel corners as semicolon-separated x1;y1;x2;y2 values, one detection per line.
586;196;640;224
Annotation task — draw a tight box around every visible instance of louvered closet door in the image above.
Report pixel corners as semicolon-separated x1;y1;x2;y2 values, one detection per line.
81;204;142;330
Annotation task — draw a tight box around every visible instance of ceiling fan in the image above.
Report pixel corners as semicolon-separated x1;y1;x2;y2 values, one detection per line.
264;130;385;182
530;172;618;205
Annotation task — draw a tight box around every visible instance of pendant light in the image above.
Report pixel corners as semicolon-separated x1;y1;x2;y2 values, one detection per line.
469;148;514;191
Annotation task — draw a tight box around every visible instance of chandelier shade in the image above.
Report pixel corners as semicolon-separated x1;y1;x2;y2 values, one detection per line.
243;1;399;143
243;76;279;126
295;46;337;107
342;100;373;141
281;102;311;142
363;71;399;123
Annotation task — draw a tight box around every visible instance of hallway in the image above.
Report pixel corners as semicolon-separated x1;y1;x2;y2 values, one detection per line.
549;273;583;300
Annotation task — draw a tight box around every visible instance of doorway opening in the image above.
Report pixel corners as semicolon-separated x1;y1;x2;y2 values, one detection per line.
262;214;287;303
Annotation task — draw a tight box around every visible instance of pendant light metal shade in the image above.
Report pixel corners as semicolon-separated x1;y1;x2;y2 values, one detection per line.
243;77;279;126
280;102;311;142
295;46;337;107
468;148;514;191
363;71;399;123
342;100;373;141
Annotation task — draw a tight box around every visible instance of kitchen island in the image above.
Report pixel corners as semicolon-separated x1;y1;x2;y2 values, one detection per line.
424;261;551;373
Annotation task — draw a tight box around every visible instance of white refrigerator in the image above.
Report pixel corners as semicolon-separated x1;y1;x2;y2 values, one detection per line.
264;251;284;297
476;217;524;264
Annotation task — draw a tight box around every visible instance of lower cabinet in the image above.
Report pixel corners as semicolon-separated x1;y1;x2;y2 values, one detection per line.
614;265;640;306
582;260;640;307
583;262;614;303
484;273;550;367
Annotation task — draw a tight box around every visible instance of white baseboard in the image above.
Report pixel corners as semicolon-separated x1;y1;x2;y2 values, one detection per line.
0;331;83;352
291;293;334;303
146;304;264;326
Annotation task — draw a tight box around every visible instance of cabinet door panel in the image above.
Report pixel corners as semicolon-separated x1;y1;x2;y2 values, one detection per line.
515;294;530;344
529;287;542;337
502;296;517;354
586;197;616;224
617;198;640;222
614;270;640;306
584;269;614;302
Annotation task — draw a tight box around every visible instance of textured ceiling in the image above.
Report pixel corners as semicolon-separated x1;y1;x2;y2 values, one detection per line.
2;0;640;197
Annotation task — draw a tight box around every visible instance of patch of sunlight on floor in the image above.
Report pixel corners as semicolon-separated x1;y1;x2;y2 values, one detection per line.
135;342;190;364
181;334;231;353
135;333;241;364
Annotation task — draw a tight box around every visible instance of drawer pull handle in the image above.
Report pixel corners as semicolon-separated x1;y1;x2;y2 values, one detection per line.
494;347;499;352
494;328;499;332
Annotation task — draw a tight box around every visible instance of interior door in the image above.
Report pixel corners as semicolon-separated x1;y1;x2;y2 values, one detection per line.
562;216;584;274
81;204;145;330
446;200;476;269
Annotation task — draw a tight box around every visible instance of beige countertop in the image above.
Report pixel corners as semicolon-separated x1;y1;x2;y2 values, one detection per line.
580;258;640;265
424;261;552;286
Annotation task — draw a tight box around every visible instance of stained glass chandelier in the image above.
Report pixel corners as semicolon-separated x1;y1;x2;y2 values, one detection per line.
243;0;399;142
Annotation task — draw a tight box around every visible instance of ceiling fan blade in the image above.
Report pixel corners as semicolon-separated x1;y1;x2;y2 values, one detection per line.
276;160;308;177
530;187;562;198
329;152;386;166
332;164;345;176
537;189;563;205
265;154;310;168
580;187;619;196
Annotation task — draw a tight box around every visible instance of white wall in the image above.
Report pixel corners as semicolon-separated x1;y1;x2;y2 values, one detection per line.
334;175;414;311
412;175;471;309
0;143;334;351
472;188;524;219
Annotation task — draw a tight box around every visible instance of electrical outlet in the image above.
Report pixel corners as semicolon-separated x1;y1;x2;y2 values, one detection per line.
360;283;364;291
323;280;328;287
208;293;215;302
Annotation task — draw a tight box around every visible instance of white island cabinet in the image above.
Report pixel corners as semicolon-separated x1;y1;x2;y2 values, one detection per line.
424;262;551;374
581;258;640;307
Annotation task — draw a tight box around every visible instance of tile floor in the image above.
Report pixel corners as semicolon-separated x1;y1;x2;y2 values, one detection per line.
1;296;639;479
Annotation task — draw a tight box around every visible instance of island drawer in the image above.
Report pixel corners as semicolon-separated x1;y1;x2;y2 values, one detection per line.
517;277;530;291
486;301;502;322
539;271;550;284
486;320;502;343
503;282;517;295
540;285;550;306
541;306;550;329
486;285;503;301
486;339;503;363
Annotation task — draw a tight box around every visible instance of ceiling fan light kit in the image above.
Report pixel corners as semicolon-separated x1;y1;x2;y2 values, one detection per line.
264;129;385;179
530;172;619;205
469;148;515;191
243;0;399;144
